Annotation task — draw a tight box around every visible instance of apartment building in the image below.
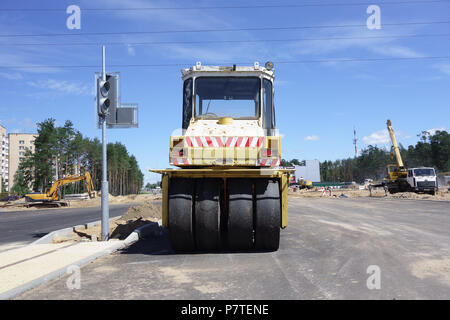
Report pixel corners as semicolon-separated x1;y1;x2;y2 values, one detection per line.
8;133;37;190
0;125;9;192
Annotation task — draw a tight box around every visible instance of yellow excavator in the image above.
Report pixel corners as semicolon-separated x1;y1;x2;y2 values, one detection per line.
25;172;95;204
298;178;313;189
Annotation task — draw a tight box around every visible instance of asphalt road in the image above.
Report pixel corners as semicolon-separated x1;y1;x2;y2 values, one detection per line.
0;204;136;247
17;197;450;300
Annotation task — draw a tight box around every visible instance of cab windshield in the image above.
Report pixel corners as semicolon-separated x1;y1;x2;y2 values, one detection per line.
413;168;435;176
195;77;260;119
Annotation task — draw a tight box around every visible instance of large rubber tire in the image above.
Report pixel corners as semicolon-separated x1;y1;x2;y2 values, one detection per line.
168;178;195;252
195;179;222;251
227;179;254;251
254;179;281;251
387;183;398;194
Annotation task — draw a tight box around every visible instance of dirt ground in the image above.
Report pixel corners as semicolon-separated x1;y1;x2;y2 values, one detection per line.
67;193;161;208
52;197;162;243
288;187;450;201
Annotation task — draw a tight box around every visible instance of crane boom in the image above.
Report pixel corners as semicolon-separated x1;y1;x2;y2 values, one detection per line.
386;119;405;169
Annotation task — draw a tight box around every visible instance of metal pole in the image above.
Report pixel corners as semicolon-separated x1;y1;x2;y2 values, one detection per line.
101;45;109;241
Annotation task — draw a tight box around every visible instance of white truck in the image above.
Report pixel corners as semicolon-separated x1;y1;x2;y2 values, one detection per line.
406;167;438;195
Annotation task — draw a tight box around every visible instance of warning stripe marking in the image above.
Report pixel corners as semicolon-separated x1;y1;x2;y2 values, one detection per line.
178;136;265;148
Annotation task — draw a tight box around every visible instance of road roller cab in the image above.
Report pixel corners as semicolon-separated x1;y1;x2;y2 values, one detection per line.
170;61;280;167
150;62;293;252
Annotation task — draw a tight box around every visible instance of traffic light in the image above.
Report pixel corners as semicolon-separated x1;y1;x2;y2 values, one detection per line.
97;74;119;122
97;77;110;117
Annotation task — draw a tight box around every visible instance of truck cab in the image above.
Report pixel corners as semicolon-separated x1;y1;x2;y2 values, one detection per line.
406;167;437;194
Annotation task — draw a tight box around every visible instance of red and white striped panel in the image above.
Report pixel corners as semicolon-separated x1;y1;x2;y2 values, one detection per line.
171;158;192;166
258;158;281;167
185;136;264;148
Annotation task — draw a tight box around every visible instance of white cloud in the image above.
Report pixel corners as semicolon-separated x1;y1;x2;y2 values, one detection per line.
0;72;23;80
363;129;411;145
434;64;450;76
304;135;320;141
426;127;446;135
370;45;423;59
0;117;36;133
127;45;136;56
285;20;423;62
0;51;62;74
27;79;90;95
363;129;390;145
84;0;230;30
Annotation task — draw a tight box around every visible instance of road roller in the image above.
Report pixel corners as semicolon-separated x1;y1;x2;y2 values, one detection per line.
150;61;293;252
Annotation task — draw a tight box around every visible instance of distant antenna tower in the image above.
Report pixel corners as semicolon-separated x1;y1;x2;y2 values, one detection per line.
353;127;358;157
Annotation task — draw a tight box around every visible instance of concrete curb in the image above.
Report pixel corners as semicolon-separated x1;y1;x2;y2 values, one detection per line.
122;220;163;245
31;216;122;245
2;220;163;300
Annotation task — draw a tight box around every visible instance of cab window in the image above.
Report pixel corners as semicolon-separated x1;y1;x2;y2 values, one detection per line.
263;78;275;134
194;77;260;119
182;78;193;129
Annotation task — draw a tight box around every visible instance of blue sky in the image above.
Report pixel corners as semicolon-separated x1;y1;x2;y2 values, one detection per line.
0;0;449;184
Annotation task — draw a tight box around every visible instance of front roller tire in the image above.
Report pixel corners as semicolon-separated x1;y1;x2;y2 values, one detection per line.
227;179;254;251
195;179;222;251
254;179;281;251
168;178;195;252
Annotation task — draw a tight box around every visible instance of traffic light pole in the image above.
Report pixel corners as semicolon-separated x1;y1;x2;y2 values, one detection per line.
101;45;109;241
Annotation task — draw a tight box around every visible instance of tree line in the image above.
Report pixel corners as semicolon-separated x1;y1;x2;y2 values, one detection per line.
12;118;143;196
282;129;449;183
145;182;162;189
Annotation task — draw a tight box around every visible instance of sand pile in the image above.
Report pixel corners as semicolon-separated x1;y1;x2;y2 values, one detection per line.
288;188;371;198
53;198;162;243
120;198;162;221
2;193;161;211
288;187;450;201
66;193;153;208
386;191;450;200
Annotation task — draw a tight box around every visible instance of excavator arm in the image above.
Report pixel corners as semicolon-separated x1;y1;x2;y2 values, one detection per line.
26;172;95;202
46;172;95;200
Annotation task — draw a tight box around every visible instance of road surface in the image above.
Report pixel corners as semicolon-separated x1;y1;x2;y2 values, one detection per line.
17;197;450;299
0;204;135;250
